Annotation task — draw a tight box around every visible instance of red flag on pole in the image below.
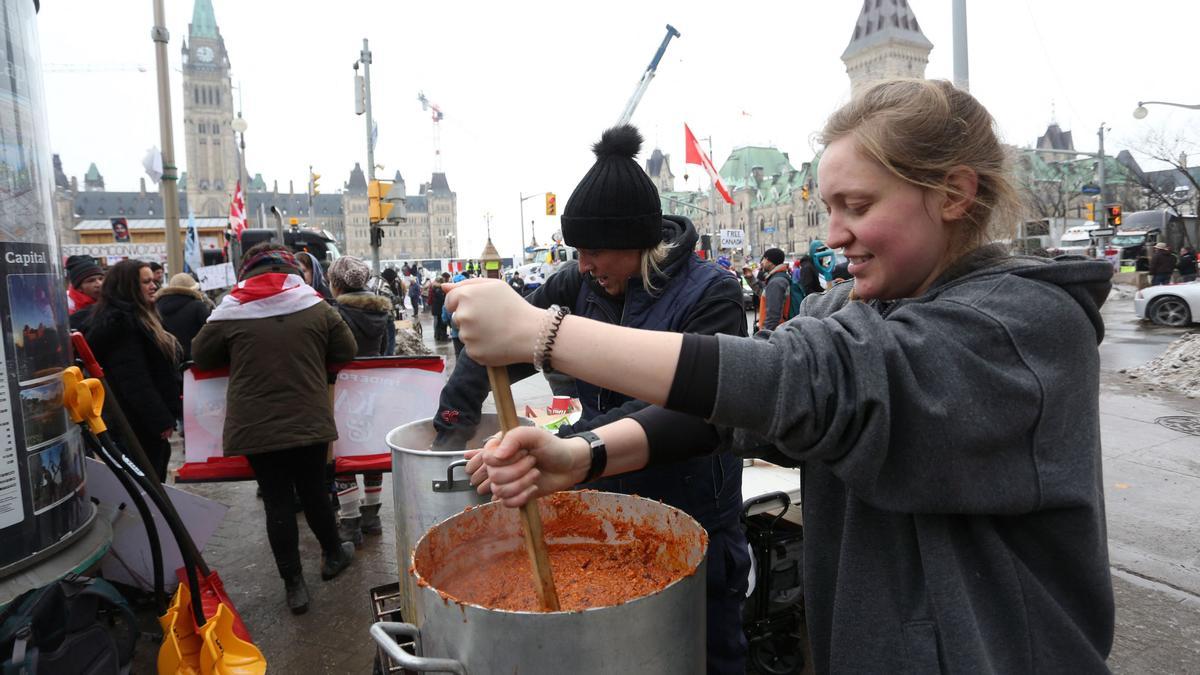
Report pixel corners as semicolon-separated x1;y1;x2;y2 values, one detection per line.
684;124;734;205
229;180;247;241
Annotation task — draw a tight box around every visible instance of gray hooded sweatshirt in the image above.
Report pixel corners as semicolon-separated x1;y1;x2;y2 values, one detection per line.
645;246;1116;673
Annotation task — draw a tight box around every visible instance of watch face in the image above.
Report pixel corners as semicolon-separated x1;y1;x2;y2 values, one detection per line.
197;46;214;63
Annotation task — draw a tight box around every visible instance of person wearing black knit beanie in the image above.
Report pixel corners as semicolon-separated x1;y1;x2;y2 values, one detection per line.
433;124;752;673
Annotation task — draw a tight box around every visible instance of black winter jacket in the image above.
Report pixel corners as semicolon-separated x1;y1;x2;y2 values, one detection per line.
85;300;182;443
155;287;210;361
434;215;748;530
335;291;392;357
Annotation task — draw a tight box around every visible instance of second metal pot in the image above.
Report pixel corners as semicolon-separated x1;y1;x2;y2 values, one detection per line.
386;413;531;624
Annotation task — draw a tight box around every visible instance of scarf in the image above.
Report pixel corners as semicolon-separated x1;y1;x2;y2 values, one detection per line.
67;286;97;314
208;273;323;322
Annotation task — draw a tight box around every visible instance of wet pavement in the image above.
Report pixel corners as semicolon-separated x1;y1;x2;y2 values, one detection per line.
122;299;1200;673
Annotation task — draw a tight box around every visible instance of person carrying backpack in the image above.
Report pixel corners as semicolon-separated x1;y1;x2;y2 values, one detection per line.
757;247;803;330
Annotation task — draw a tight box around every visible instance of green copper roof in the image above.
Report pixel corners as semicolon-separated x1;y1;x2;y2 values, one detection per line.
84;163;101;180
191;0;218;39
719;146;796;191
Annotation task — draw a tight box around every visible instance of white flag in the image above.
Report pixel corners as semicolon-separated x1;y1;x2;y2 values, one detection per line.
143;147;163;184
184;212;203;274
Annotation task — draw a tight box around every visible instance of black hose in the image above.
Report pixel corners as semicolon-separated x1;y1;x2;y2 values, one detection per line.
95;430;207;629
82;428;167;614
75;358;211;577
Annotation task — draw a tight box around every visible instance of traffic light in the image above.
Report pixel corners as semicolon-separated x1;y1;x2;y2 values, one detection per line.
311;172;321;195
368;179;395;224
545;192;556;216
1085;202;1095;223
1105;204;1122;228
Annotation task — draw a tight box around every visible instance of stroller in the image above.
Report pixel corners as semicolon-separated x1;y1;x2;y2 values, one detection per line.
742;492;806;675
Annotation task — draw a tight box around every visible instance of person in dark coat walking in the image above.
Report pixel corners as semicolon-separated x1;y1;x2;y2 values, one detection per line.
1148;242;1177;286
191;243;358;614
430;272;450;341
329;256;391;357
155;273;211;361
434;125;751;674
327;255;391;546
84;260;182;482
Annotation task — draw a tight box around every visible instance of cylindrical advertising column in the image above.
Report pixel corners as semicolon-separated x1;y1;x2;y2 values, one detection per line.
0;0;95;577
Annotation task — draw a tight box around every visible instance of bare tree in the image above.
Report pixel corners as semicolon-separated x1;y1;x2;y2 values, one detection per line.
1128;125;1200;214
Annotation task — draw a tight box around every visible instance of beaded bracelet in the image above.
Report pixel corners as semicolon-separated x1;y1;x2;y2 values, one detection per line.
533;305;570;372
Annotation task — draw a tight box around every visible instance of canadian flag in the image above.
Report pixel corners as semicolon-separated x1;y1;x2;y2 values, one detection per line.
229;180;247;241
684;124;734;205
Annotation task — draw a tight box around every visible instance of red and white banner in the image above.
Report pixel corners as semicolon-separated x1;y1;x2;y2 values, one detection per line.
178;357;446;482
229;180;246;241
685;123;734;205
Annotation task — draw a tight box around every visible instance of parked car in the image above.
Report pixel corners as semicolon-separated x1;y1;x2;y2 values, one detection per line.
1134;281;1200;327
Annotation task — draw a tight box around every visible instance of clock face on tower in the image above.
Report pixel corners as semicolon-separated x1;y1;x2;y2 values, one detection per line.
196;46;214;63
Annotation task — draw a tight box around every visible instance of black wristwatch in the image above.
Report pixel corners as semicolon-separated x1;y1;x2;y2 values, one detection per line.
573;430;607;483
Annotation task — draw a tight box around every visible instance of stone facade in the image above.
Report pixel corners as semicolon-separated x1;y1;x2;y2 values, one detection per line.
841;0;933;95
181;0;239;218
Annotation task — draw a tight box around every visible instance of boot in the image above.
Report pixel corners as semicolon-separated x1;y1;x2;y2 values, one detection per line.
284;575;309;615
360;504;383;536
320;541;355;581
338;517;364;549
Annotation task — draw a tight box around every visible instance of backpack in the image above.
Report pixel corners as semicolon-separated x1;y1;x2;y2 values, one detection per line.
784;274;805;321
0;576;137;675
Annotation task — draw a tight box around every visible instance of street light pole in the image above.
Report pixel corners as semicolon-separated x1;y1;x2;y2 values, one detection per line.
1097;123;1108;208
151;0;182;275
357;39;381;273
519;192;549;263
1133;100;1200;118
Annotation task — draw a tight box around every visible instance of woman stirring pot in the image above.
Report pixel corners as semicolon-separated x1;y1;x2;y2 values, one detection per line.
449;80;1115;673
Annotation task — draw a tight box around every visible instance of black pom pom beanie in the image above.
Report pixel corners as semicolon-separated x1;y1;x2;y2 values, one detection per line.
561;124;663;250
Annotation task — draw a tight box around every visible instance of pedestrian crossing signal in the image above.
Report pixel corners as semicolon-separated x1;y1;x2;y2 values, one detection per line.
545;192;556;216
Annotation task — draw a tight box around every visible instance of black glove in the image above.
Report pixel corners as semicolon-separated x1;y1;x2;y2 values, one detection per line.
431;406;479;451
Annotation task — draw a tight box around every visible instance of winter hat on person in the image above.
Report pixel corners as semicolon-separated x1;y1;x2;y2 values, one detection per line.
239;246;301;279
66;254;103;288
167;273;199;290
381;267;398;282
762;248;786;266
561;125;663;250
1155;242;1169;250
328;255;371;291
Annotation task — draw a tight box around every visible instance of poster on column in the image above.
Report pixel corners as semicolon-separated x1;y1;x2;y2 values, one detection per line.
0;242;88;570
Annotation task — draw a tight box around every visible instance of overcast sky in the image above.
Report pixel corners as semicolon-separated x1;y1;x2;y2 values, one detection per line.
37;0;1199;258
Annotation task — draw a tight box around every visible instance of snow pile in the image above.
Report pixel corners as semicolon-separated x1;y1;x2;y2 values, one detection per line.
394;328;432;356
1125;333;1200;398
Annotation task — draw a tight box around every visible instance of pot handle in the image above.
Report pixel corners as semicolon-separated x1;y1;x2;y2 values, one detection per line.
432;458;473;493
370;622;467;674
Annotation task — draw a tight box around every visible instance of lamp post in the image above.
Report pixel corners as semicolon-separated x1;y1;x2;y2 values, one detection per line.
518;192;549;262
1133;100;1200;119
151;0;182;275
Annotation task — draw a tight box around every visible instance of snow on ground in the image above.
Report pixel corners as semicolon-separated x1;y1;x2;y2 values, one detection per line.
1125;332;1200;398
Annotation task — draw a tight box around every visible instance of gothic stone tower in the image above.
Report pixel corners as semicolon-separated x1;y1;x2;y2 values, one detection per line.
181;0;238;217
842;0;933;96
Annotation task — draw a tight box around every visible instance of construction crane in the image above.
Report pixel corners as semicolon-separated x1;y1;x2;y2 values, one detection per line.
417;91;445;172
44;63;148;73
